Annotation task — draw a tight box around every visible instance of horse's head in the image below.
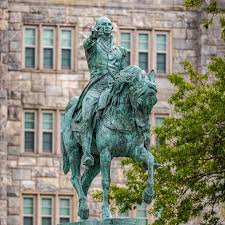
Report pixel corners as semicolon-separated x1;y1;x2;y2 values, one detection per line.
119;65;157;113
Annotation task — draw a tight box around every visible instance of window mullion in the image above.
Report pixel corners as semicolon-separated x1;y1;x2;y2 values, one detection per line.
56;25;60;71
38;24;42;70
151;29;156;71
37;108;41;154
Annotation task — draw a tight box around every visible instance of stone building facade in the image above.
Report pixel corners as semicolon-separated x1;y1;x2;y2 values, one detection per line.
0;0;224;225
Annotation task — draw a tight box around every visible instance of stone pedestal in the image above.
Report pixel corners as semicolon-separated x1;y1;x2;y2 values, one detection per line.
59;218;147;225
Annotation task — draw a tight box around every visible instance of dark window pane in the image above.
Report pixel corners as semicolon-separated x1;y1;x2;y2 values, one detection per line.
24;217;33;225
25;131;34;152
61;49;71;69
139;52;148;71
60;218;70;223
42;217;51;225
44;48;53;69
25;48;35;68
157;53;166;73
43;132;52;153
124;51;130;67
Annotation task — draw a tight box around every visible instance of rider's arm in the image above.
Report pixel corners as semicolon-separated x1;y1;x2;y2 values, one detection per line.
83;27;99;50
119;47;128;70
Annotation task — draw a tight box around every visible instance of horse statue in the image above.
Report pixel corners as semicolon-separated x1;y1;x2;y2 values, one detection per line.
61;65;157;220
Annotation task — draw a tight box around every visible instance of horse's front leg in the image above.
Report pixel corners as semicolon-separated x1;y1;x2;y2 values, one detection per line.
131;146;155;204
100;149;112;219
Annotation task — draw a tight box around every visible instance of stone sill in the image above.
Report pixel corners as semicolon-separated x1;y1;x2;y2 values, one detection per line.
20;68;78;75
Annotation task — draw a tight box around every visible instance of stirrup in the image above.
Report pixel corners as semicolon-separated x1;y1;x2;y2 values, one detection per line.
83;154;94;167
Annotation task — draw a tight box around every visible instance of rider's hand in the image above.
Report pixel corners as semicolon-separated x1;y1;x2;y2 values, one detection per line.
91;26;99;39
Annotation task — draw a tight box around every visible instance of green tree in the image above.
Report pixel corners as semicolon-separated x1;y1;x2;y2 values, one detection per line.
105;1;225;224
184;0;225;40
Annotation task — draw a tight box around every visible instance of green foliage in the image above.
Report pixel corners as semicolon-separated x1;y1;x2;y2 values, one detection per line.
183;0;203;9
107;57;225;224
183;0;225;41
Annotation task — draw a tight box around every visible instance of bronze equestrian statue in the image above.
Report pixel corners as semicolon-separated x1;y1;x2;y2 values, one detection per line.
61;16;158;221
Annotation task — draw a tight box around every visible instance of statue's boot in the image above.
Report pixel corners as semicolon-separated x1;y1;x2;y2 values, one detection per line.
82;125;94;167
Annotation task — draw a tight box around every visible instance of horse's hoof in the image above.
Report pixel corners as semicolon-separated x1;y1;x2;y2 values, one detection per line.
78;207;89;220
143;190;154;204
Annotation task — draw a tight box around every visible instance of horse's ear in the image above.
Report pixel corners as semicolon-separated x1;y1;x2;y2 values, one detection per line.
148;70;155;83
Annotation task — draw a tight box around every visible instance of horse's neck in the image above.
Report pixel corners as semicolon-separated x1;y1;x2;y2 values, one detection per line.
106;89;132;117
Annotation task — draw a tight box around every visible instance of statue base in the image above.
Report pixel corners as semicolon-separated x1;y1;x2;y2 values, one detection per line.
59;218;147;225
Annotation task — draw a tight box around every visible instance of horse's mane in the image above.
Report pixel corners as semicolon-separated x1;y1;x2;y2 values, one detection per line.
107;65;143;108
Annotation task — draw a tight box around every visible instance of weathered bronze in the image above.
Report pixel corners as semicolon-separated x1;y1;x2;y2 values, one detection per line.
61;16;157;222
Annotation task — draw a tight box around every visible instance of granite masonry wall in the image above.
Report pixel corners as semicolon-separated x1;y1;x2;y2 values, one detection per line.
0;0;9;225
0;0;224;224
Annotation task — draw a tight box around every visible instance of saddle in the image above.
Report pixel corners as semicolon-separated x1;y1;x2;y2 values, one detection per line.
71;87;136;132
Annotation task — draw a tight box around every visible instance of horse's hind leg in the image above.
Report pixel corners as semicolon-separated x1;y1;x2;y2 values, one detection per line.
131;146;155;204
69;146;89;219
81;155;100;197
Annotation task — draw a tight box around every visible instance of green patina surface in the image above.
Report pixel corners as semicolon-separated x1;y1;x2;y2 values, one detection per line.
61;16;158;222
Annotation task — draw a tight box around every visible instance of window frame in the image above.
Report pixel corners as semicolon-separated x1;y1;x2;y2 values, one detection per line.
155;31;169;75
120;30;134;66
22;195;36;225
23;110;37;154
41;196;54;225
23;24;76;72
41;26;56;70
23;26;38;70
59;196;72;223
21;194;75;225
41;111;55;154
59;27;74;71
119;28;171;75
22;109;62;155
137;30;151;73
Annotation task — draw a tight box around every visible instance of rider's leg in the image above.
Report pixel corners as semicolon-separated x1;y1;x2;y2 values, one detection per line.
81;92;99;166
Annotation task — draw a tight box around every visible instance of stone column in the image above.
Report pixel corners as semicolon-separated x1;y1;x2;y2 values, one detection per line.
0;0;8;225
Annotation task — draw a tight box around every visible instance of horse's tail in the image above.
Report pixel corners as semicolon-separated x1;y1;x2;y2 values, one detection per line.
61;96;79;175
61;134;70;174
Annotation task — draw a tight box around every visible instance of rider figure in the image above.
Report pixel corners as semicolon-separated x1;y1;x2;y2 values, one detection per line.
73;17;127;167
